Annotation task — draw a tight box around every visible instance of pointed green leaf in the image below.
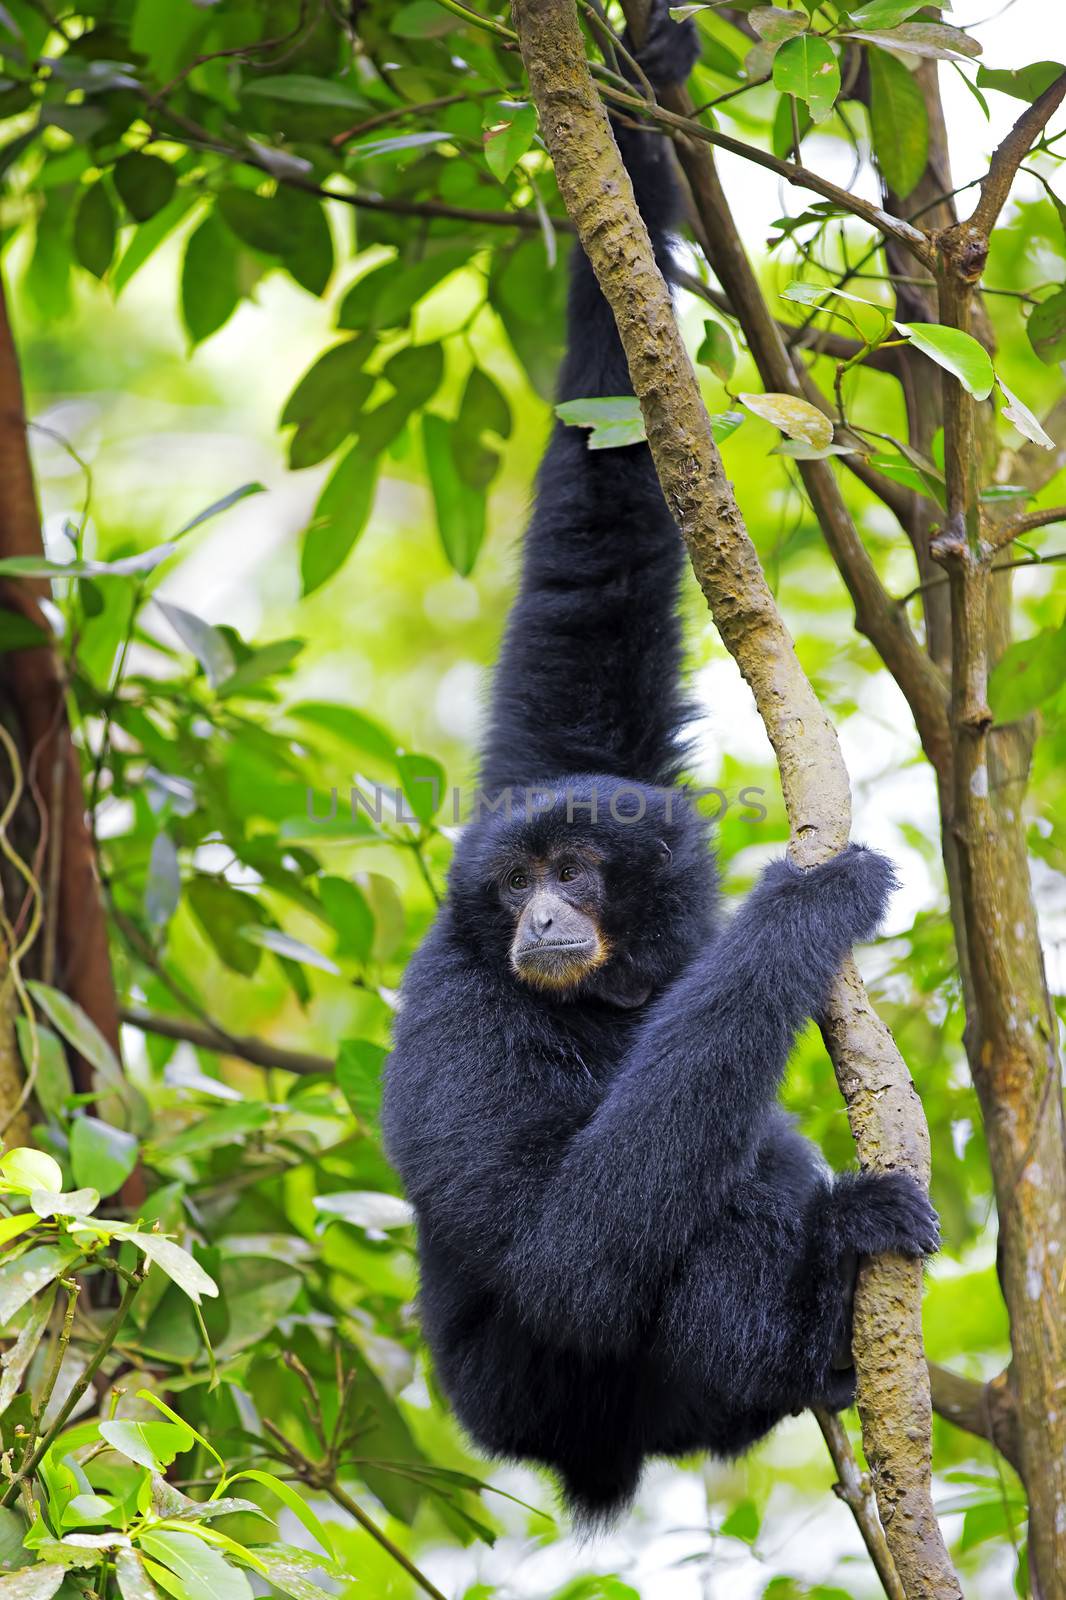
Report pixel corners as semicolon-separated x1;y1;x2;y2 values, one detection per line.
868;45;929;198
895;322;994;399
772;35;840;123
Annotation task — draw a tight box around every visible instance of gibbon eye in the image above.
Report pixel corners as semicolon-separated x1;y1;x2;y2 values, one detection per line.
508;870;530;891
558;864;581;883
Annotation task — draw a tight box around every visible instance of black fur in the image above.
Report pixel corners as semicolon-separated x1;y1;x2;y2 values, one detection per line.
382;6;938;1523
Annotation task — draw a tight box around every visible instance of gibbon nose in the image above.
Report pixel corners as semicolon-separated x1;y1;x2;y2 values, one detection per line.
530;904;554;938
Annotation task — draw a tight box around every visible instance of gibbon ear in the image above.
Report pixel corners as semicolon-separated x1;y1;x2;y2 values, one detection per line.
657;840;672;865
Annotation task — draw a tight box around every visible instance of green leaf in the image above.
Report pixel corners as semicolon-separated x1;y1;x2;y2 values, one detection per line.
423;413;485;575
976;61;1064;102
137;1392;223;1471
187;880;262;976
113;154;176;222
70;1117;139;1197
867;46;929;198
314;1191;414;1230
482;102;538;182
848;0;931;23
241;75;367;109
335;1039;386;1125
130;1233;219;1305
555;395;646;448
74;182;116;279
0;1147;63;1194
286;702;396;766
989;620;1066;722
29;1189;100;1220
0;1245;79;1327
749;7;808;43
458;366;511;440
397;750;445;823
139;1534;252;1600
0;608;48;650
0;1283;56;1414
383;343;444;409
175;483;266;538
153;600;236;688
239;925;340;975
26;982;124;1089
695;318;736;382
182;214;241;347
300;444;380;596
114;191;198;296
99;1420;194;1474
739;391;833;448
392;0;459;37
281;340;372;428
338;247;469;332
772;35;840;123
224;1473;332;1559
216;639;304;699
319;879;375;963
115;1549;163;1600
1027;287;1066;365
145;833;181;927
0;1214;38;1248
0;1566;66;1600
895;321;994;399
0;548;173;580
349;132;451;161
845;22;981;60
16;1020;73;1119
209;1257;302;1358
720;1497;760;1541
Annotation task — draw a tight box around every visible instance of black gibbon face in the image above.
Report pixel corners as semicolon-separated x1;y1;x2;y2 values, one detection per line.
501;848;609;990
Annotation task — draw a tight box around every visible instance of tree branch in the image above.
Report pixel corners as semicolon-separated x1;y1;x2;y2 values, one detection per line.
674;268;899;372
621;40;950;773
814;1407;905;1600
927;1364;1022;1475
596;82;936;266
989;503;1066;551
967;70;1066;238
512;4;960;1595
119;1005;332;1077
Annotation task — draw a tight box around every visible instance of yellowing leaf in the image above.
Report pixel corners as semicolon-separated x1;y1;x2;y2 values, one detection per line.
738;392;833;449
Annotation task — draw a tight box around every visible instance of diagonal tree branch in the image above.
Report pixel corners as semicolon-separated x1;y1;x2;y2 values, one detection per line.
618;30;950;774
988;503;1066;551
967;70;1066;238
510;4;961;1595
119;1005;332;1077
927;1363;1022;1475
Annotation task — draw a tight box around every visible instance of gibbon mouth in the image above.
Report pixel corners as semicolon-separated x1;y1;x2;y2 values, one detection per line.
513;936;601;976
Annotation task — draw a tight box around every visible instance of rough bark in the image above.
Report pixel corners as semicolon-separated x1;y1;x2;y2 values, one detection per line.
0;270;123;1114
510;3;959;1594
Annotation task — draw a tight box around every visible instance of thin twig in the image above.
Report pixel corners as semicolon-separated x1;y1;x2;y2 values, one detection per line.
118;1004;333;1077
261;1420;448;1600
1;1269;143;1506
814;1407;905;1600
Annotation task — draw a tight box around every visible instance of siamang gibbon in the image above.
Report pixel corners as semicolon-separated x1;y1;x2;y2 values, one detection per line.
382;2;938;1521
